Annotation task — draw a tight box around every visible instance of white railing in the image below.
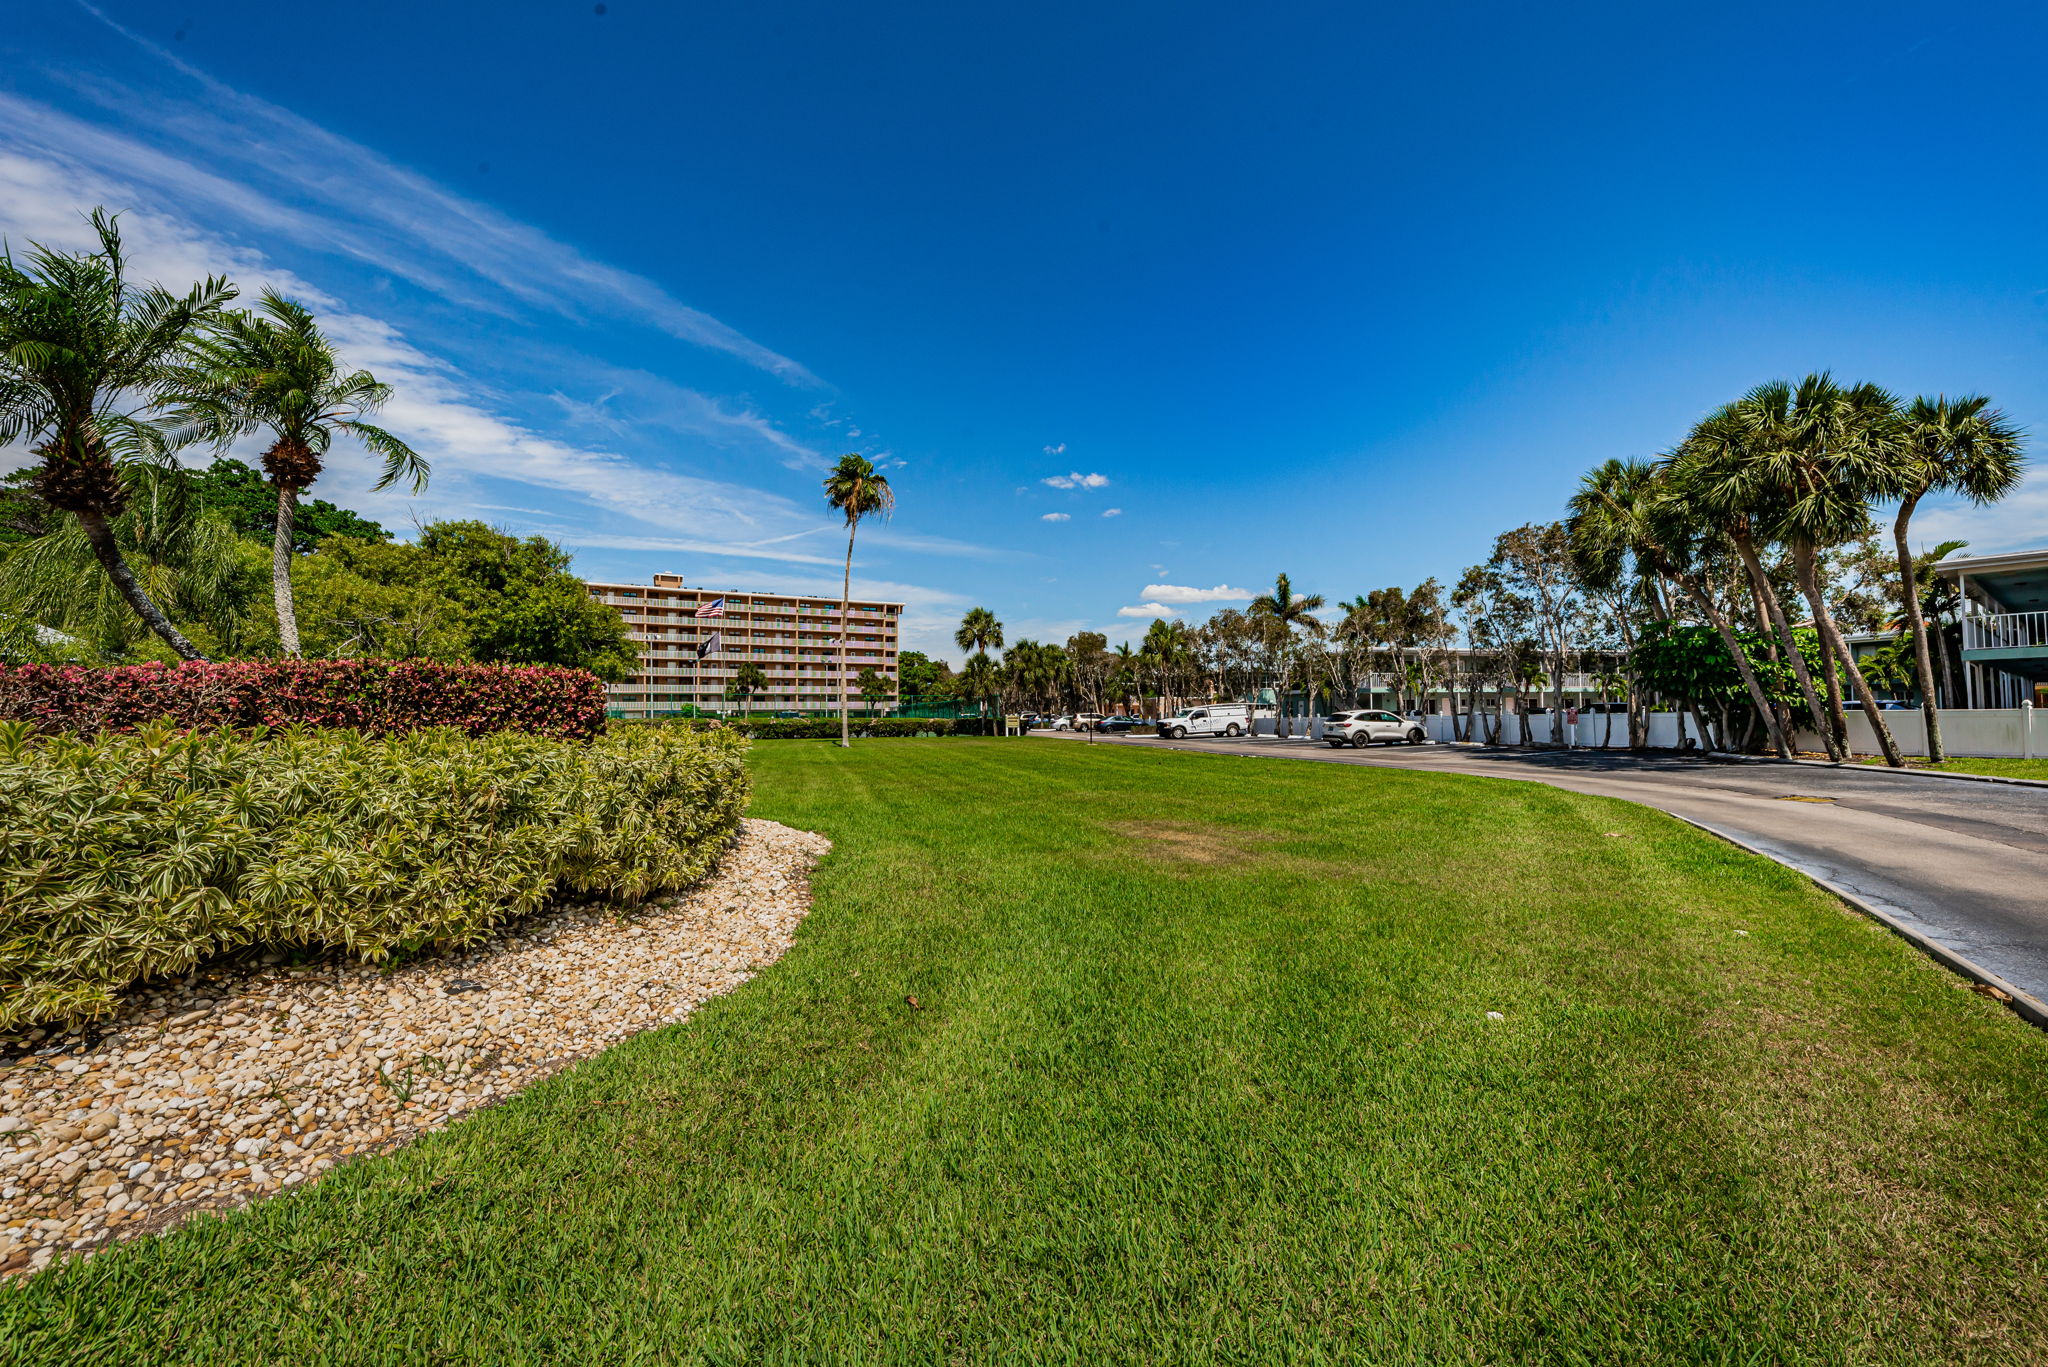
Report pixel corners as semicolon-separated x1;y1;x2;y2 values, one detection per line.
1964;611;2048;652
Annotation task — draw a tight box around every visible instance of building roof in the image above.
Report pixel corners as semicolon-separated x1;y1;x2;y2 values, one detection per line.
1933;548;2048;614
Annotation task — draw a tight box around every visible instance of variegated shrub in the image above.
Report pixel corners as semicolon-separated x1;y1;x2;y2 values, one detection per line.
0;720;749;1029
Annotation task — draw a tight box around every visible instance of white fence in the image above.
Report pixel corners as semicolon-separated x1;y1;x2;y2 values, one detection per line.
1413;705;2044;758
1793;706;2045;760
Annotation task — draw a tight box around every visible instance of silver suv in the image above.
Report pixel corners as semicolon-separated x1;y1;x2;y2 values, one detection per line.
1323;710;1427;748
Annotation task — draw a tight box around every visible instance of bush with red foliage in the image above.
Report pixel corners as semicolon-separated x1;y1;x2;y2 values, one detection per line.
0;659;608;740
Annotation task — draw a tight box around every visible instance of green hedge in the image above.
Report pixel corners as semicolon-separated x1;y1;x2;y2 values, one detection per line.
614;717;963;740
0;720;749;1030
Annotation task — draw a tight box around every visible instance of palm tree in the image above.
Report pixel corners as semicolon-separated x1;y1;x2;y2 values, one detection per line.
1593;669;1629;748
1567;458;1793;758
823;454;894;748
1248;572;1324;738
955;606;1003;657
0;208;234;658
1729;375;1907;766
0;461;261;658
168;291;427;656
1880;396;2024;762
958;651;999;730
726;660;768;717
1673;409;1834;758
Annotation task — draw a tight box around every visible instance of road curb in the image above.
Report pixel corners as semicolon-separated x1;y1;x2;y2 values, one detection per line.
1430;740;2048;790
1665;813;2048;1032
1717;753;2048;790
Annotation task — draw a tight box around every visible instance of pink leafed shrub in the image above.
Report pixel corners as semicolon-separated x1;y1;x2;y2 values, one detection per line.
0;659;608;740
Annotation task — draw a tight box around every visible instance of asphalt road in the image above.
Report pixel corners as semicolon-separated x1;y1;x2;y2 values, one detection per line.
1038;729;2048;1009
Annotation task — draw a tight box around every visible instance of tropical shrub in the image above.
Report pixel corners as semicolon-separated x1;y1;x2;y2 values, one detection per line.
616;717;958;740
0;658;607;740
0;719;748;1028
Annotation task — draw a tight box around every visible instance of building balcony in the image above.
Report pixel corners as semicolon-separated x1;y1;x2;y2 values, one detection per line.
1963;611;2048;656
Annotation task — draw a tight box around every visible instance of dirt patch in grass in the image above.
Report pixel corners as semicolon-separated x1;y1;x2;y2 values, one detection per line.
1104;820;1281;868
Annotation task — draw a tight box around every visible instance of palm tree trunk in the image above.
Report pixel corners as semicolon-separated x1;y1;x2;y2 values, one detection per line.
1676;577;1790;760
273;483;302;656
75;508;209;661
1892;495;1945;763
838;524;855;748
1727;531;1831;760
1793;541;1903;767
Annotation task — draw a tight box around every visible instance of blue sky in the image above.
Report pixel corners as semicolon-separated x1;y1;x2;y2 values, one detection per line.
5;1;2047;660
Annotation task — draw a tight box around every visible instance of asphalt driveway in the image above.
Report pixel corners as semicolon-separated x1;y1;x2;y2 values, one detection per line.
1037;729;2048;1011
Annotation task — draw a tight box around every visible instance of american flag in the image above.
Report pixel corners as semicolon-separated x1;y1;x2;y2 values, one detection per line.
696;597;726;619
695;632;721;660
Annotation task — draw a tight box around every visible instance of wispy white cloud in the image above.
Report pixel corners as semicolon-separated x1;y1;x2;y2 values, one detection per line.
22;7;818;383
1042;471;1110;490
1141;583;1251;604
1041;512;1071;523
1911;481;2048;557
1102;507;1123;518
1117;603;1182;619
1043;442;1067;456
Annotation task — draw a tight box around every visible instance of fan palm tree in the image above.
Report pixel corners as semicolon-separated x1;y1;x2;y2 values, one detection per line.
958;650;999;729
1878;395;2024;762
0;208;234;658
167;291;427;656
955;605;1003;657
726;660;768;717
1249;572;1324;738
1672;408;1834;758
1566;458;1793;758
823;454;894;747
1729;375;1906;766
1593;669;1629;748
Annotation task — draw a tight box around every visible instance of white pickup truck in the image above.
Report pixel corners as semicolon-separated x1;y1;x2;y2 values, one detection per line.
1156;702;1252;739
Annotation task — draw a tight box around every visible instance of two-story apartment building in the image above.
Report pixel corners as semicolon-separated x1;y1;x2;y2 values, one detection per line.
586;573;904;718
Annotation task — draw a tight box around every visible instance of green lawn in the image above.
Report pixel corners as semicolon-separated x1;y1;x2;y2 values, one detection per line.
1858;754;2048;782
9;740;2048;1364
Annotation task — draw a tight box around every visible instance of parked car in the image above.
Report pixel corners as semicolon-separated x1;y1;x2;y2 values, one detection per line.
1057;713;1105;731
1019;712;1050;728
1323;709;1428;748
1096;715;1146;733
1156;702;1252;739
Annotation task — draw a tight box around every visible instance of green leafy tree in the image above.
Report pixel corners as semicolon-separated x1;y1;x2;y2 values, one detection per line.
168;291;427;656
823;454;894;748
187;457;389;551
411;522;634;679
0;209;234;658
895;649;952;700
855;665;890;717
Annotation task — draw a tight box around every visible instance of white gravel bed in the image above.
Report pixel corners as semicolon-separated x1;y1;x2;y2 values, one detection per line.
0;817;829;1280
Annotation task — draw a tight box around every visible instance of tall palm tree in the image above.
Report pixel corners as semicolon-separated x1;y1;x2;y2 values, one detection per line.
1880;395;2024;762
1249;572;1324;738
1673;407;1834;759
1730;375;1906;766
0;209;234;658
823;454;894;748
1566;458;1793;758
168;291;427;656
955;606;1003;657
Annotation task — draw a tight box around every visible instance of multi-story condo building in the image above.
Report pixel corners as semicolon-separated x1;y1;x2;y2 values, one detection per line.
586;573;904;718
